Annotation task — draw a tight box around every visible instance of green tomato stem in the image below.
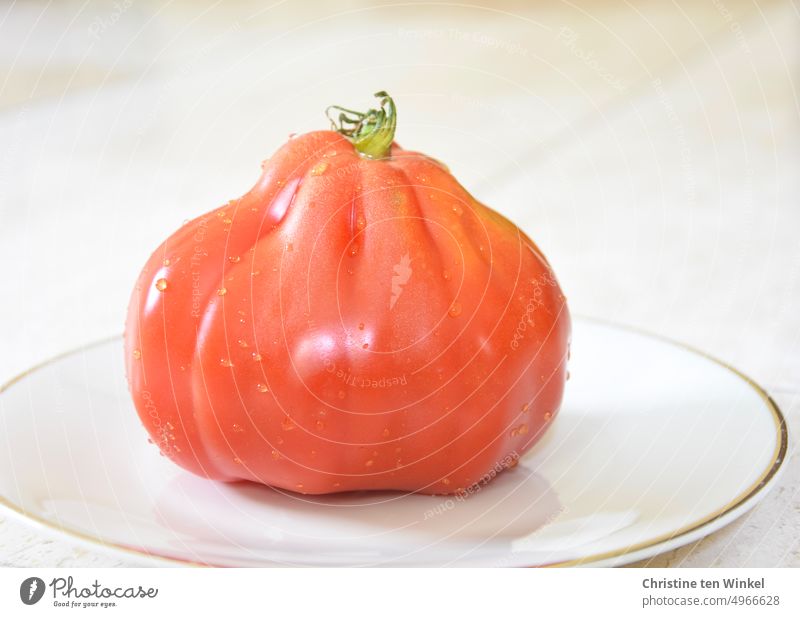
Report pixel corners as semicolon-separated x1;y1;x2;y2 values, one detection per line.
326;91;397;159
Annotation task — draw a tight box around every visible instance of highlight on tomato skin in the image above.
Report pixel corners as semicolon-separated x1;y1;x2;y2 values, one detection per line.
124;91;571;496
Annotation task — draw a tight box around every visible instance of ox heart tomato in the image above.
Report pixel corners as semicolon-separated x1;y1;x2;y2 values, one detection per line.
124;91;570;495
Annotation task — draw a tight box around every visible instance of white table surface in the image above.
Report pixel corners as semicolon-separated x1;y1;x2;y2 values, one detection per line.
0;0;797;567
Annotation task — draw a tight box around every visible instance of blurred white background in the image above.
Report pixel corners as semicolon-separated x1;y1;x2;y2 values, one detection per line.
0;0;797;566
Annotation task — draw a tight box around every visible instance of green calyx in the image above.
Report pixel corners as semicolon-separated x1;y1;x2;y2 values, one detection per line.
326;91;397;159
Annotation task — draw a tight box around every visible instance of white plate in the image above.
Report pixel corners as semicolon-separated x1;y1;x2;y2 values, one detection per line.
0;319;786;567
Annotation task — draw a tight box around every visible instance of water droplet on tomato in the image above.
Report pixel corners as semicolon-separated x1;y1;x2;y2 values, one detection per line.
228;255;241;263
522;402;530;412
162;258;171;266
155;278;168;291
233;457;242;464
132;349;142;360
252;353;263;362
355;215;366;230
222;217;232;225
217;287;227;296
271;450;280;460
315;420;325;430
310;162;328;176
442;270;451;280
382;428;390;437
251;269;261;276
282;416;295;431
237;339;248;348
544;411;553;421
452;204;463;216
365;459;374;467
256;383;269;392
232;423;244;433
448;302;462;317
295;483;304;490
349;244;359;257
442;478;451;485
518;423;529;435
220;358;234;367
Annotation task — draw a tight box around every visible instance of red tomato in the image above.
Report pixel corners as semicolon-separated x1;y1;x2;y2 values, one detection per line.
125;92;570;495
